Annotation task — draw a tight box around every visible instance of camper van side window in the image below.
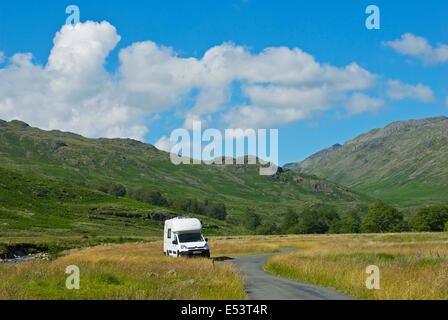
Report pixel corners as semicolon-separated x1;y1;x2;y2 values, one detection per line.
168;229;171;239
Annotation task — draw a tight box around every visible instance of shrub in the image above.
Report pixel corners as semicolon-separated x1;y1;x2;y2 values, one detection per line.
361;202;405;233
171;197;192;211
190;199;206;215
256;221;279;235
330;211;361;234
108;183;127;197
409;206;448;232
243;208;261;232
280;208;298;234
292;208;340;234
130;188;168;207
207;203;227;221
96;182;127;197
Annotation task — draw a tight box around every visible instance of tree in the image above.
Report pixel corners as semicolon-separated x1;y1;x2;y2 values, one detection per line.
243;208;261;232
280;208;298;234
331;211;361;234
445;221;448;232
108;183;126;197
409;206;448;232
208;203;227;221
361;202;405;233
172;197;192;212
190;198;206;215
292;209;332;234
256;221;279;235
291;208;341;234
319;208;340;227
96;182;127;197
130;188;168;207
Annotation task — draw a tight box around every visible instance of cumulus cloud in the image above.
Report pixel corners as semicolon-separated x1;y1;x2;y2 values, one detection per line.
384;33;448;64
386;80;435;103
0;21;148;140
344;93;384;115
2;20;429;145
222;105;313;129
222;85;332;128
242;85;330;110
118;41;377;129
154;135;178;152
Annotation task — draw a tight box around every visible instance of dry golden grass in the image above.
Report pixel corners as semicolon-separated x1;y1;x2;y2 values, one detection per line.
0;242;246;300
208;235;316;257
262;233;448;300
1;233;447;300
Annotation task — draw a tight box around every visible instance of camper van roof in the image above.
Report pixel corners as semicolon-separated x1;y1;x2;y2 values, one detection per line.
169;217;202;232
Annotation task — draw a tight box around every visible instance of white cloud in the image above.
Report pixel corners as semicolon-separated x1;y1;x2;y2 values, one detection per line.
344;93;384;115
384;33;448;64
118;41;377;129
222;105;313;129
243;85;330;110
0;21;148;140
1;20;428;144
222;85;332;128
386;80;435;103
155;135;177;152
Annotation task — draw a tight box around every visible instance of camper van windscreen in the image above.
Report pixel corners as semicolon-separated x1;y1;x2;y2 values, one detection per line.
178;233;203;243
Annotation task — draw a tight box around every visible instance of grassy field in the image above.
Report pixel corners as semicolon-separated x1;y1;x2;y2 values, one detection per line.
0;242;246;300
264;233;448;300
0;233;447;300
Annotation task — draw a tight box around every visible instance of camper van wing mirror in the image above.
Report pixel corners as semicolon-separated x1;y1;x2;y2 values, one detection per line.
172;239;177;245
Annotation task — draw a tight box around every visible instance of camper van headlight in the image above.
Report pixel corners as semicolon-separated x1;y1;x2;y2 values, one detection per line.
180;245;187;250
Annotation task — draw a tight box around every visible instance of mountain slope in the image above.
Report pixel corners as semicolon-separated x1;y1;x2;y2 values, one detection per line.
285;116;448;209
0;119;370;222
0;167;241;237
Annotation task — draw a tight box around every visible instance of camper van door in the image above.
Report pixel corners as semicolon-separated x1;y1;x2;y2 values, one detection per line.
164;220;180;257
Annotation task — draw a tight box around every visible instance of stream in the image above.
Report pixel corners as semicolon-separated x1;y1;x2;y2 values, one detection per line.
1;254;37;264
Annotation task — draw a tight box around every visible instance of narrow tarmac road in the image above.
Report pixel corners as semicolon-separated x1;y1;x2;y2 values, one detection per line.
229;248;355;300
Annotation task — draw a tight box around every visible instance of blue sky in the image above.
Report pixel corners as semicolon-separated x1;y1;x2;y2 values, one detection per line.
0;0;447;165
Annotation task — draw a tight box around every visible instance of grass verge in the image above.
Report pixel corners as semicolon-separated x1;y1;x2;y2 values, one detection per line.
263;233;448;300
1;233;447;299
0;242;246;300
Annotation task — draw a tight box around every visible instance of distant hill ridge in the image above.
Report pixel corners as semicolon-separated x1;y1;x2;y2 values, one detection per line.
0;119;370;221
285;116;448;209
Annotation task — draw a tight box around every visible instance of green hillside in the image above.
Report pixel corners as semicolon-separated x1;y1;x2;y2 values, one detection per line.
0;119;370;225
0;167;241;238
285;116;448;210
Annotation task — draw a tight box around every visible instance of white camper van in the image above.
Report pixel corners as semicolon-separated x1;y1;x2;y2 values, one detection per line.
163;217;210;258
